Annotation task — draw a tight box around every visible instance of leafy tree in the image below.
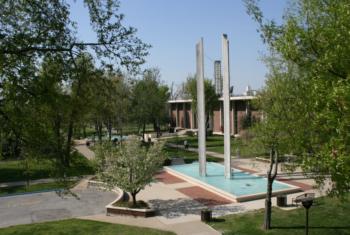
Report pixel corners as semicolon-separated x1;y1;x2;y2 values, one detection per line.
245;0;350;230
184;76;219;136
0;0;149;71
251;56;311;229
95;136;165;206
82;71;132;142
36;55;71;167
245;0;350;197
131;69;170;139
111;75;132;140
0;1;149;174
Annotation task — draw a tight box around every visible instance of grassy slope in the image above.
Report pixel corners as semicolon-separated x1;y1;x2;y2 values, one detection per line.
163;146;222;163
209;194;350;235
0;181;77;196
0;219;175;235
0;152;96;183
166;135;263;157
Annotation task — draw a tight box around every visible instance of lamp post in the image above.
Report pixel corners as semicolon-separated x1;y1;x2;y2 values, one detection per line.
295;193;315;235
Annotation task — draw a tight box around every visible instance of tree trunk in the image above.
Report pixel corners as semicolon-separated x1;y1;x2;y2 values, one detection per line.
95;120;103;142
120;128;123;147
64;65;85;168
264;179;273;229
24;157;30;190
105;118;112;141
64;119;73;167
83;125;86;138
14;134;21;159
54;114;64;165
142;122;146;141
131;191;137;206
263;148;278;230
155;119;160;138
205;114;210;140
153;120;157;132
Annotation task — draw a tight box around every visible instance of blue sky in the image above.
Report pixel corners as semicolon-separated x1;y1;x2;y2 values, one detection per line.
69;0;287;94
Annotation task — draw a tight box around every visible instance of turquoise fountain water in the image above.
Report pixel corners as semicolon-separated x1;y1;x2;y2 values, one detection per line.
168;162;295;197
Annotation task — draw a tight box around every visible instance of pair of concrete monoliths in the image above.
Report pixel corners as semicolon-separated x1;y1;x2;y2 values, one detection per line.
196;34;231;179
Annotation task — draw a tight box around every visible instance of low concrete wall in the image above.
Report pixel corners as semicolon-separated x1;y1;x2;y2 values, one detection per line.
88;180;156;218
106;206;156;217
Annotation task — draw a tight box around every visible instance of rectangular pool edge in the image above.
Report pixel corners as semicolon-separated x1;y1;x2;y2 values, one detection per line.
164;166;237;203
164;165;302;203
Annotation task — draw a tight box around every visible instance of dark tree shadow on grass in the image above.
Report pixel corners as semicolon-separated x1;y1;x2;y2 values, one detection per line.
149;198;205;218
210;218;226;223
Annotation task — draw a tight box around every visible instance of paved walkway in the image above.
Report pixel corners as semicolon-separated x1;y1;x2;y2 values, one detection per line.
72;139;328;235
80;168;326;235
75;142;95;160
81;180;221;235
82;214;220;235
0;179;116;228
72;140;221;234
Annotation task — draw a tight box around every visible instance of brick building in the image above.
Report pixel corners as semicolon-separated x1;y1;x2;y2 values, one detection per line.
168;95;260;135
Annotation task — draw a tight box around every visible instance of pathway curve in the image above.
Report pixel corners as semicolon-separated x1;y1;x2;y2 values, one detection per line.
75;143;95;160
82;213;220;235
81;179;223;235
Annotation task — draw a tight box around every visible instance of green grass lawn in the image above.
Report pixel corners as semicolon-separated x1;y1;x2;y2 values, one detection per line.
163;146;222;163
80;124;164;139
209;194;350;235
0;219;175;235
166;135;265;157
0;181;78;196
0;152;96;183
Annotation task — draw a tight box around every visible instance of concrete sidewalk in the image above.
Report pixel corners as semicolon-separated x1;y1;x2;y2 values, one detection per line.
81;213;221;235
75;143;95;160
81;174;222;235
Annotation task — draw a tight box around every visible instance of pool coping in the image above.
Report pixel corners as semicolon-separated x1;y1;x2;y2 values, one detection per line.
164;163;302;202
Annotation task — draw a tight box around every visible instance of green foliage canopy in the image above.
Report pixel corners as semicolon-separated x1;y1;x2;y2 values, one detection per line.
245;0;350;196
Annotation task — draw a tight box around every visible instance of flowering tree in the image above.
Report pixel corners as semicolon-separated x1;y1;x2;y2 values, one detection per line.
96;136;165;206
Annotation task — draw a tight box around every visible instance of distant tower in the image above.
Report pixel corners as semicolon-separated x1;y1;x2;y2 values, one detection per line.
214;60;223;96
245;85;252;96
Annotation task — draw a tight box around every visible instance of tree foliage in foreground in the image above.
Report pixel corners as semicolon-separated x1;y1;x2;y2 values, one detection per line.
251;56;312;229
0;0;149;177
244;0;350;230
95;136;165;206
245;0;350;197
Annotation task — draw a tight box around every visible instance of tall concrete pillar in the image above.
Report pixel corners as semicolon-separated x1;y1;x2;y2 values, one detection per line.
196;38;206;177
222;34;232;179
